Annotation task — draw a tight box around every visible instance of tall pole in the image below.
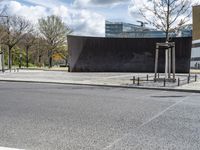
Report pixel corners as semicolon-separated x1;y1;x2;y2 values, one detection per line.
172;43;176;81
26;46;29;68
168;47;171;78
0;16;8;72
154;44;159;79
165;49;168;79
0;44;5;73
19;49;22;69
2;49;4;73
6;16;12;71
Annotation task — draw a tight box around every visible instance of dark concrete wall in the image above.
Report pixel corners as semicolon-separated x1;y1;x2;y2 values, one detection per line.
68;36;192;73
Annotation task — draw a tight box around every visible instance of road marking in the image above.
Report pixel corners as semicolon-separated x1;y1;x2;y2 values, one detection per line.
103;95;192;150
0;147;24;150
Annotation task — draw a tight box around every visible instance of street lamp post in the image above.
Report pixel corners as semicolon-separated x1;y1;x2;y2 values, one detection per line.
0;15;8;72
0;44;4;72
19;49;22;69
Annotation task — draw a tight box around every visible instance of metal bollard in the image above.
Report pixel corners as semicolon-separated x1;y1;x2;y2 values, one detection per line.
147;74;149;81
187;76;190;84
178;78;180;86
137;77;140;86
163;78;166;87
195;74;197;82
133;76;135;84
158;73;160;78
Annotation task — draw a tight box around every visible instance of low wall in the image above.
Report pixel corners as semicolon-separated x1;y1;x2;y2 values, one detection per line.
67;36;192;73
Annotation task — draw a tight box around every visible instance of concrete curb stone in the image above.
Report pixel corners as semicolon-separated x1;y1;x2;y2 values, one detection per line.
0;79;200;93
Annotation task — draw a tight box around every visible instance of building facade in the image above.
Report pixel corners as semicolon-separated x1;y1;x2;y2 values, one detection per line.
105;20;192;38
68;35;191;73
191;5;200;69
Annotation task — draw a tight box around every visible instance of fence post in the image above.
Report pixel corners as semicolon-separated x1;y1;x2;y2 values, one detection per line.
178;78;180;86
133;76;135;84
195;74;197;82
187;76;190;84
163;78;166;87
137;77;140;86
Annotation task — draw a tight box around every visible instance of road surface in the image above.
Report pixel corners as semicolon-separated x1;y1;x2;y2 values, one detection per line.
0;82;200;150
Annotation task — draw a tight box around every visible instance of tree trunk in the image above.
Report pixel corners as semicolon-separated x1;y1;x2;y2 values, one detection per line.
48;50;53;68
166;0;170;42
38;55;41;67
26;46;29;68
8;46;12;70
19;53;22;69
49;56;52;68
65;58;68;66
166;31;169;42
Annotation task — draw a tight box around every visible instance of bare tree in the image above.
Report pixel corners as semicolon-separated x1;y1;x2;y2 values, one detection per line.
0;15;33;69
38;15;72;68
20;32;37;68
0;7;8;41
0;22;5;41
139;0;195;41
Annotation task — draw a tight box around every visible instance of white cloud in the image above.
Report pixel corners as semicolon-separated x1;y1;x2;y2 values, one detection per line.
128;0;197;29
0;0;105;36
1;1;48;23
128;0;154;21
70;9;105;36
73;0;130;8
51;5;105;36
20;0;65;8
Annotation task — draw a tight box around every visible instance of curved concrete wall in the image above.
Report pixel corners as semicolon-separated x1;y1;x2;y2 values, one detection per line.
68;36;192;73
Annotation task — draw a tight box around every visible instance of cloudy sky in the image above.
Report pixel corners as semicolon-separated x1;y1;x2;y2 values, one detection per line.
0;0;196;36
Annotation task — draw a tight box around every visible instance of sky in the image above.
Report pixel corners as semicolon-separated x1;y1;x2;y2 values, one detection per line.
0;0;197;36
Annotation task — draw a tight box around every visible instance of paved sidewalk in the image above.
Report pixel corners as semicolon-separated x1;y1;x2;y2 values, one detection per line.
0;70;200;92
0;70;133;86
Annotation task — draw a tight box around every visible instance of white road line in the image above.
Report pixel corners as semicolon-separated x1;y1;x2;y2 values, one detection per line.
103;95;192;150
0;147;24;150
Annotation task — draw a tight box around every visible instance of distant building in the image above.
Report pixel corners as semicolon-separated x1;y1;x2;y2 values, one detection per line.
191;5;200;69
193;5;200;40
105;20;192;38
105;20;153;37
105;20;166;38
177;24;193;37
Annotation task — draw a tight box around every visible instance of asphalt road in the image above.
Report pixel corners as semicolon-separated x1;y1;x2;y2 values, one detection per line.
0;82;200;150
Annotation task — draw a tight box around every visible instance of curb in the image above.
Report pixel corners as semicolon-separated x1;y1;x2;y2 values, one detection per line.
0;79;200;93
19;68;68;72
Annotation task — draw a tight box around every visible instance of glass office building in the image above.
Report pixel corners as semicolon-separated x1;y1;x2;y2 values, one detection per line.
105;20;151;37
105;20;192;38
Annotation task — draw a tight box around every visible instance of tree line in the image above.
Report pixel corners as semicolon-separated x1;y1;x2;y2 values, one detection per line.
0;9;72;69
